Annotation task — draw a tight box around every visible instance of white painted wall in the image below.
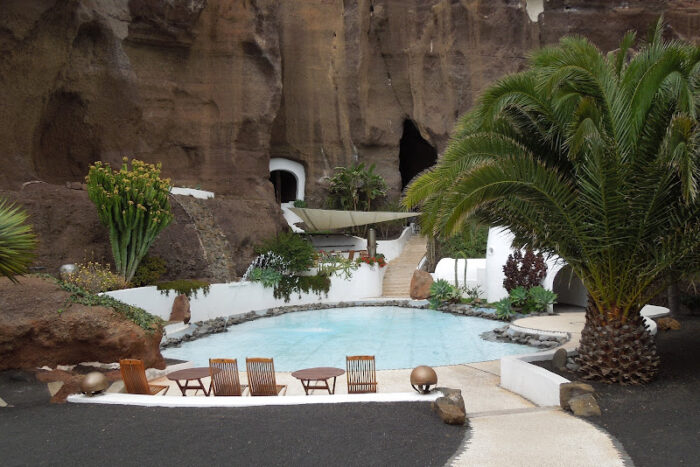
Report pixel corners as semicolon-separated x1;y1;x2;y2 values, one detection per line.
501;351;570;407
269;158;306;201
105;263;385;322
170;187;215;199
432;258;487;297
376;227;413;262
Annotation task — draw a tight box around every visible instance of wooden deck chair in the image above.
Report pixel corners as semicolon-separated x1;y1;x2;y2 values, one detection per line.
346;355;377;394
245;357;287;396
209;358;248;396
119;359;168;395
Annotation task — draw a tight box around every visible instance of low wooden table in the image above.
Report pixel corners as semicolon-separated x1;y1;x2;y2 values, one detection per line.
291;367;345;395
167;367;219;396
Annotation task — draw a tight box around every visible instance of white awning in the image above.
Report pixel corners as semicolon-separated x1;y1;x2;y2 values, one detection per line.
289;207;417;232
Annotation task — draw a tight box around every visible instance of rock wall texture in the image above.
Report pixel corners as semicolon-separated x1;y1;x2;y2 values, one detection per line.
0;0;698;276
0;276;165;370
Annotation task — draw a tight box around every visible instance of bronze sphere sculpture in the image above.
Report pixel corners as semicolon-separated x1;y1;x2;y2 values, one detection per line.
80;371;109;397
410;365;438;394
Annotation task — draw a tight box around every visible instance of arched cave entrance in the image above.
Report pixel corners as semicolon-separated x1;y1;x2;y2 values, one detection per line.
269;158;305;203
552;265;588;308
270;170;297;203
399;119;437;190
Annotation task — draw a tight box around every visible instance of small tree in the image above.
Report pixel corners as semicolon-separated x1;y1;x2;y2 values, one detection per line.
0;199;37;282
86;158;173;282
326;163;388;211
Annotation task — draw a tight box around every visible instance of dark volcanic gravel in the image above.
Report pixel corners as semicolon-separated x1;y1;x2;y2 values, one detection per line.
0;402;466;467
536;315;700;467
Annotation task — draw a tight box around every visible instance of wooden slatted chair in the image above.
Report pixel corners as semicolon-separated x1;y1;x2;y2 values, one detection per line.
209;358;247;396
245;357;287;396
346;355;377;394
119;359;169;395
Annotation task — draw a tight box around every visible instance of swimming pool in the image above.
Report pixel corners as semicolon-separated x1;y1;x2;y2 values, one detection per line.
162;306;534;371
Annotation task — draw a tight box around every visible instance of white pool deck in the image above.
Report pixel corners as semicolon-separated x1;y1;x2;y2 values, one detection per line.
68;310;640;466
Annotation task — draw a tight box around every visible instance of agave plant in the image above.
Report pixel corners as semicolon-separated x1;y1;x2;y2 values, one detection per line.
404;20;700;384
0;198;37;282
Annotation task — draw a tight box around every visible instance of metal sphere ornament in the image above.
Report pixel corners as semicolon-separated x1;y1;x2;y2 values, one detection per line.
410;365;438;394
80;371;109;397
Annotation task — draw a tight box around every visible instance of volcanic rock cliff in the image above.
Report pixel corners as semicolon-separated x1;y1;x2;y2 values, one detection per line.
0;0;698;277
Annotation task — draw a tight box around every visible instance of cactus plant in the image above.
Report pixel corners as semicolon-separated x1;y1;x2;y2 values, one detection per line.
86;158;173;282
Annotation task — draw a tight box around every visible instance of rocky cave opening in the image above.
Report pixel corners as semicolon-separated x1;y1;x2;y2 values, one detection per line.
399;119;437;191
270;170;298;203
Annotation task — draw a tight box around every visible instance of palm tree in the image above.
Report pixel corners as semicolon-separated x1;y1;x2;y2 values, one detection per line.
403;20;699;384
0;198;37;282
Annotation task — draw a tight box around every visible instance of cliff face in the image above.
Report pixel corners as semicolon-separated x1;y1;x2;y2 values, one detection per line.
0;0;698;276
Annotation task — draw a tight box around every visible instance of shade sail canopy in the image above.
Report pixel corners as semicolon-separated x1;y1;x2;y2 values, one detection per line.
289;207;418;232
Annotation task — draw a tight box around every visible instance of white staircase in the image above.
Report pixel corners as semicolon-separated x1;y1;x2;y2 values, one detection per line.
381;235;427;297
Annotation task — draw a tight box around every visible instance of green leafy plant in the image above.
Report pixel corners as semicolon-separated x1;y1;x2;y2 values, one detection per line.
254;232;315;274
527;286;558;313
0;198;37;282
429;279;461;309
316;252;359;280
157;279;210;299
130;256;167;287
494;298;515;320
273;275;331;303
54;278;163;332
64;261;129;293
509;286;529;309
86;158;173;283
293;199;307;208
325;162;388;212
404;21;700;384
249;267;283;288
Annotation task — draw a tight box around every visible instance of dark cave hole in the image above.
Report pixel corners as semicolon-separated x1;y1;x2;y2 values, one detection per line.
270;170;297;203
399;119;437;191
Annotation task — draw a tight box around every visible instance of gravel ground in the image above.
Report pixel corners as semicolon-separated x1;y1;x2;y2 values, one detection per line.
536;315;700;467
0;401;466;466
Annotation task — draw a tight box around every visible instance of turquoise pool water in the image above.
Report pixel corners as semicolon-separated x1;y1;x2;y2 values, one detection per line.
162;306;533;371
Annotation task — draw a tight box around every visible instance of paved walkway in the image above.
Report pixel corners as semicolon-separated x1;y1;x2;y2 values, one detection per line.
382;235;426;297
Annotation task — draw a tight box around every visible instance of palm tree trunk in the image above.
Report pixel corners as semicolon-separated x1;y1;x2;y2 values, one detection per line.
577;296;660;384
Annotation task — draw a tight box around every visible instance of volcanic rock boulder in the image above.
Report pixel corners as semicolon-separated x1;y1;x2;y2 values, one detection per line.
0;276;165;371
170;294;191;324
432;388;467;426
410;270;434;300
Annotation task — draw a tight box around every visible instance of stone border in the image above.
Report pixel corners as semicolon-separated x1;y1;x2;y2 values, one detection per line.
481;324;570;351
501;348;572;407
161;299;510;349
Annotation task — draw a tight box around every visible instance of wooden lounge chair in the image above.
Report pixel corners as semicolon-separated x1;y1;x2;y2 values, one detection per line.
119;359;169;395
245;357;287;396
209;358;248;396
346;355;377;393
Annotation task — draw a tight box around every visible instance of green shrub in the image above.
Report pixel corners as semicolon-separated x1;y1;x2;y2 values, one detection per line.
249;267;283;288
429;279;461;309
494;298;515;320
293;199;307;208
157;279;210;299
509;286;529;308
439;225;489;259
325;163;388;212
55;278;162;332
0;198;37;282
316;252;359;280
64;261;129;293
86;158;173;282
131;256;167;287
255;232;315;274
273;274;331;303
527;286;557;313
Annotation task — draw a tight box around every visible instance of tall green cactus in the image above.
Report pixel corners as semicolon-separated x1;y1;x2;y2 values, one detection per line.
86;158;173;283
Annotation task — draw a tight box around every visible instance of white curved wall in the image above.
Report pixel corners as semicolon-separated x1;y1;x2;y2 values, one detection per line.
433;258;486;296
269;158;306;201
485;227;515;302
105;263;385;323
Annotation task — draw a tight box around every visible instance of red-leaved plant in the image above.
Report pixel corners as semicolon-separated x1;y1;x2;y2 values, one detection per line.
502;249;546;292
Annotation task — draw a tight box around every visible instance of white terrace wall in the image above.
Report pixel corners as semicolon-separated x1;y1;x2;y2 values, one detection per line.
105;263;385;322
